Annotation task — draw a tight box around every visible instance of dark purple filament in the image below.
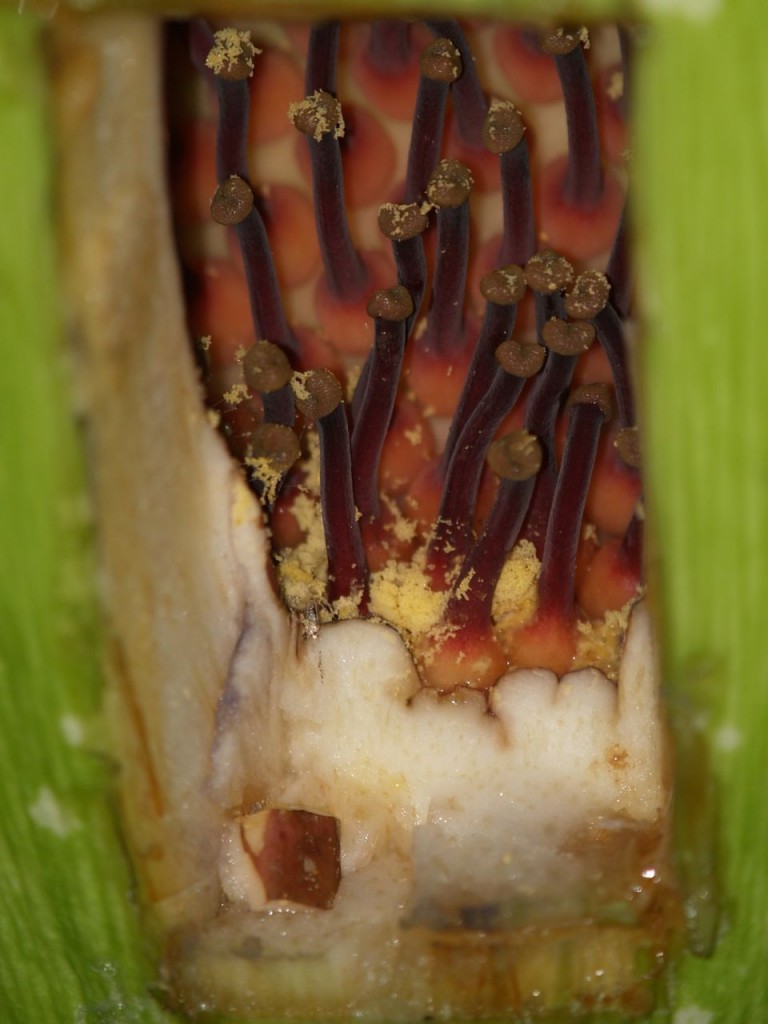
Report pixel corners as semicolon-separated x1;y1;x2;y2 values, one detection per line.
305;21;340;94
377;202;429;339
292;89;368;300
196;24;298;358
367;19;413;74
592;303;634;427
297;26;368;300
499;138;536;266
425;19;489;149
606;200;632;318
429;342;544;565
235;210;300;358
545;32;604;208
419;159;472;354
445;431;542;629
351;289;412;519
319;404;369;608
620;508;643;577
482;101;536;266
214;78;249;181
441;269;524;470
295;371;369;609
190;22;247;179
447;475;537;628
520;294;578;552
404;37;461;203
538;387;611;620
194;22;252;181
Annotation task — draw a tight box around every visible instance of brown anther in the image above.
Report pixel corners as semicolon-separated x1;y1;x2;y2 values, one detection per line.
565;270;611;320
539;26;587;57
482;99;526;155
292;368;343;421
250;423;301;474
480;265;527;306
288;90;344;142
524;250;575;294
541;317;595;356
615;425;642;469
210;175;254;226
366;285;414;322
377;202;429;241
243;340;293;394
426;158;473;208
419;37;462;82
205;27;259;81
495;340;546;378
486;431;542;482
568;382;614;421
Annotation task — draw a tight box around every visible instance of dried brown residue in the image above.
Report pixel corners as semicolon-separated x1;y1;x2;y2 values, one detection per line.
607;744;629;769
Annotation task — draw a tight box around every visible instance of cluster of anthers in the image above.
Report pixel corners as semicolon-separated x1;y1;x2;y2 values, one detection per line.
178;18;639;693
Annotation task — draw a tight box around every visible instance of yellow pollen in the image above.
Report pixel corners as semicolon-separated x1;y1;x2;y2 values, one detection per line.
205;28;260;77
369;557;448;639
223;382;249;406
245;456;284;506
492;540;541;632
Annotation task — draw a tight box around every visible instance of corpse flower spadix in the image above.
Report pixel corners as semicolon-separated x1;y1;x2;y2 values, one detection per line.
0;0;766;1021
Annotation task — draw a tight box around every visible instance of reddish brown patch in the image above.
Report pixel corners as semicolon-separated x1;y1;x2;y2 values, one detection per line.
244;809;341;909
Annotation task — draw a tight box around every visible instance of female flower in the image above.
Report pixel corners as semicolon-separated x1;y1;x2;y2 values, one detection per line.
0;0;765;1019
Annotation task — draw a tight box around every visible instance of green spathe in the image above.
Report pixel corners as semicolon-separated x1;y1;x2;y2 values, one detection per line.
0;1;765;1021
0;12;166;1023
639;0;768;1017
